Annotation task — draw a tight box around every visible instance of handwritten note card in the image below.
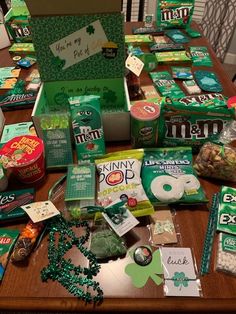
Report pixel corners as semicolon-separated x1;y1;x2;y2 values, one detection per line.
160;247;197;279
49;20;108;70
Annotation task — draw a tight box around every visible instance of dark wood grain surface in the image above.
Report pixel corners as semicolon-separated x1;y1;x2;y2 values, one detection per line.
0;22;236;313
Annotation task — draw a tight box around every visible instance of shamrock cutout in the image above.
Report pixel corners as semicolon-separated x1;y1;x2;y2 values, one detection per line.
125;247;163;288
86;25;95;35
103;90;117;106
52;56;66;69
172;272;189;290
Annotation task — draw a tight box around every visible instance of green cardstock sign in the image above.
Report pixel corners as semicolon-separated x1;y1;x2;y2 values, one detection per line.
30;13;125;82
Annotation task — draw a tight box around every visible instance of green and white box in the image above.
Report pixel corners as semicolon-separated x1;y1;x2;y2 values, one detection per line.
27;1;130;141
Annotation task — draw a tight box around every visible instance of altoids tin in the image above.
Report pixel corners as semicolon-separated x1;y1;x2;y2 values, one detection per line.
130;100;160;148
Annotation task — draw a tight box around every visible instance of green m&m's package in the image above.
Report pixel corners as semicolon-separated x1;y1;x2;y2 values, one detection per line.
156;0;195;30
158;98;234;152
141;147;207;205
69;95;105;161
190;46;213;67
150;71;185;98
172;93;227;108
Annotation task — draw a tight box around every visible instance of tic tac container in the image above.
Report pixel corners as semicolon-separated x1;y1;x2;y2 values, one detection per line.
0;135;45;184
130;100;160;148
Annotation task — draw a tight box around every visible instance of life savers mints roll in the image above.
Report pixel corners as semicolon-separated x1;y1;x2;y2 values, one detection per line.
130;100;160;148
141;147;207;205
95;149;154;217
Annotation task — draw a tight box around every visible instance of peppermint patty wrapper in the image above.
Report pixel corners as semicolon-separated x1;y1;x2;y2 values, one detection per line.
156;0;195;30
141;147;207;205
95;149;154;217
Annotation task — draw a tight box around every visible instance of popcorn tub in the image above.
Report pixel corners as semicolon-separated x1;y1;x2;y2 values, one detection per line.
0;135;45;184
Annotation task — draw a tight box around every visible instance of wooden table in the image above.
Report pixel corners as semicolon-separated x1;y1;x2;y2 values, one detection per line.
0;22;236;313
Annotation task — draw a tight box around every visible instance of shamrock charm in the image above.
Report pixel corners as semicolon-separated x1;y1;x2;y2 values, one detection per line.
125;246;163;288
172;272;189;290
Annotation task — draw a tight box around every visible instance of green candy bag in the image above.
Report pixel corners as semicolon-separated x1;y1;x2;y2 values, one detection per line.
150;71;185;98
69;95;106;161
190;46;213;67
141;147;207;205
156;0;195;30
158;98;234;152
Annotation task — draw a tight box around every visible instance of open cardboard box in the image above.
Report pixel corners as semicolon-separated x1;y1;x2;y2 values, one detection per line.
27;0;130;141
32;78;131;142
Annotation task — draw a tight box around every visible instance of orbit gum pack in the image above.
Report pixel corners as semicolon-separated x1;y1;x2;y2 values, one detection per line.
69;95;105;161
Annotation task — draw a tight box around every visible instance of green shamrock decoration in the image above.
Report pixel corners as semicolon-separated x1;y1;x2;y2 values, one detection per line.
86;25;95;35
125;247;163;288
52;56;66;69
172;272;189;290
103;90;117;107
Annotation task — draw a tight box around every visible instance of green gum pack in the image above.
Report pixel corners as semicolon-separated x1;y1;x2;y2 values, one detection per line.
69;95;106;161
158;99;234;152
156;0;195;30
190;46;213;67
217;186;236;235
149;71;185;98
141;147;207;205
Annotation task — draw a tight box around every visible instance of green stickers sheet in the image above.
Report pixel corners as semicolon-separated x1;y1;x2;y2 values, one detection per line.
30;13;125;82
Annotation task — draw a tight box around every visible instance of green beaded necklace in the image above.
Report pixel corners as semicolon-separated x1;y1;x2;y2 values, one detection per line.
41;215;103;303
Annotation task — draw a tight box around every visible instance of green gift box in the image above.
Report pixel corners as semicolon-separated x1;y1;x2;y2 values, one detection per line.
5;1;31;43
28;3;130;142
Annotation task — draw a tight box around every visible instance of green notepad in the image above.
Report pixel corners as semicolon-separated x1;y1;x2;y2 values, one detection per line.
65;164;95;201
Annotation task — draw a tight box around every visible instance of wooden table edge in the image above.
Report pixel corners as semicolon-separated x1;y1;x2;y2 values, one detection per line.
0;297;236;312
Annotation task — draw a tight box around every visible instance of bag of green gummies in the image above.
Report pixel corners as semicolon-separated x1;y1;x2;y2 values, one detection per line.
69;95;106;161
156;0;195;30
